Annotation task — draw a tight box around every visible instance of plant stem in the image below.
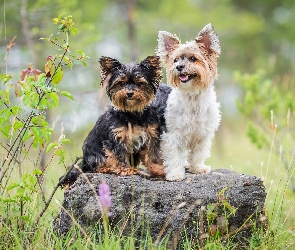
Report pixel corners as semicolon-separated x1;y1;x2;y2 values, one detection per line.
34;156;82;228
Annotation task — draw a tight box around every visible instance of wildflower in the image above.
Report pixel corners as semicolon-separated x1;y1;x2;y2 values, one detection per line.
98;182;112;216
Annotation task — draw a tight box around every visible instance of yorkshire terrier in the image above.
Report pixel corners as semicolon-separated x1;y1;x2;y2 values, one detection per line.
155;23;221;181
59;56;165;186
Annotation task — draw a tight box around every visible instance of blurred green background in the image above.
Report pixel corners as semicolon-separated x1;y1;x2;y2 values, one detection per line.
1;0;295;225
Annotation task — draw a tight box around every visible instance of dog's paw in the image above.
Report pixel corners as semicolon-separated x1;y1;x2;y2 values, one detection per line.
58;167;81;188
189;164;211;174
149;163;165;177
165;170;185;181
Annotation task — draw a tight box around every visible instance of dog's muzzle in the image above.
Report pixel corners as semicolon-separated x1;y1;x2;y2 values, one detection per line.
126;91;134;99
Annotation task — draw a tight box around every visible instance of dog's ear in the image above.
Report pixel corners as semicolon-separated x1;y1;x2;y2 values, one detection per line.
140;56;162;90
140;56;161;71
156;31;180;64
99;56;122;87
195;23;221;56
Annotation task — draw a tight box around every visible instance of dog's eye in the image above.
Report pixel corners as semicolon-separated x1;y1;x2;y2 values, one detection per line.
118;81;125;86
174;58;178;63
137;82;145;86
189;56;197;62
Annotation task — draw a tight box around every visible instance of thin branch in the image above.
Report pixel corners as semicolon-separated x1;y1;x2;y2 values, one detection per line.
0;112;34;183
34;156;82;227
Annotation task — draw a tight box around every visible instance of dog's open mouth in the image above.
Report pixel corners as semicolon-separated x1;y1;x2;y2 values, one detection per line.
179;74;194;83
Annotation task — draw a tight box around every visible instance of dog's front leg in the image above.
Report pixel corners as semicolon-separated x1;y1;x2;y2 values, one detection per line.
160;132;188;181
188;136;212;174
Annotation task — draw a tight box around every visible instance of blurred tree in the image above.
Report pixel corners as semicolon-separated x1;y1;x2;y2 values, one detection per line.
1;0;294;125
2;0;294;80
1;0;107;68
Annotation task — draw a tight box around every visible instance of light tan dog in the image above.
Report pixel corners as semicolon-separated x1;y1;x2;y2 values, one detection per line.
156;24;221;181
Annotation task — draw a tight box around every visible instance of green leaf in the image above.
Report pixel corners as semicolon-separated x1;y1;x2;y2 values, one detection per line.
22;173;30;181
3;84;12;103
29;92;39;108
20;215;30;222
52;66;64;85
31;127;42;148
53;18;59;24
3;197;17;203
0;74;12;84
38;97;49;110
22;130;32;142
60;91;74;100
47;92;59;108
7;183;19;191
46;142;58;153
22;94;30;106
57;24;66;32
82;60;87;67
44;127;54;133
29;175;37;186
58;151;65;164
1;124;11;138
68;62;73;69
24;183;37;192
42;130;51;143
60;138;70;144
62;56;73;69
63;56;73;69
32;139;39;149
37;73;46;83
71;27;78;35
33;169;43;175
11;106;22;115
20;197;32;202
13;120;24;130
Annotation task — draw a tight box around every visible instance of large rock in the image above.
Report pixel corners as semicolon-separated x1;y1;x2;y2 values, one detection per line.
53;169;267;248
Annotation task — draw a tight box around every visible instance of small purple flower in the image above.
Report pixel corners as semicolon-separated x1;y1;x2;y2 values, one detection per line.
98;182;112;216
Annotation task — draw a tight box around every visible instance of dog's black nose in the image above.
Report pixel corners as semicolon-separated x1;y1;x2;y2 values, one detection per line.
176;64;185;71
127;91;134;98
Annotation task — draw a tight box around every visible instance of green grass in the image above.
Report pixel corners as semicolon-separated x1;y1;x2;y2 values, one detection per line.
209;120;295;229
1;119;295;249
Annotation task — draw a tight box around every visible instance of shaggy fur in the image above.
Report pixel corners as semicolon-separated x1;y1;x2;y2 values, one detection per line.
156;23;221;181
59;56;165;186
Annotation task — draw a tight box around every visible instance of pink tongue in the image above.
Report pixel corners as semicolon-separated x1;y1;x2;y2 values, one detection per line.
179;74;189;82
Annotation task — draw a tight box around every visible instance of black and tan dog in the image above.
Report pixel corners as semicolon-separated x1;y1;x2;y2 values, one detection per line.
60;56;166;186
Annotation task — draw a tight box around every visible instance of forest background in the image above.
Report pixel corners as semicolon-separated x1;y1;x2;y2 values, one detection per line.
1;0;295;236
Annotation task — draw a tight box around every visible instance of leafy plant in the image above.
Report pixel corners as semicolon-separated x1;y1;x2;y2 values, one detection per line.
206;187;237;237
0;15;88;230
235;70;295;192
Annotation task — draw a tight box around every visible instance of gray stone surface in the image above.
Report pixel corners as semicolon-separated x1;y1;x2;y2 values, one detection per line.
53;169;267;248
